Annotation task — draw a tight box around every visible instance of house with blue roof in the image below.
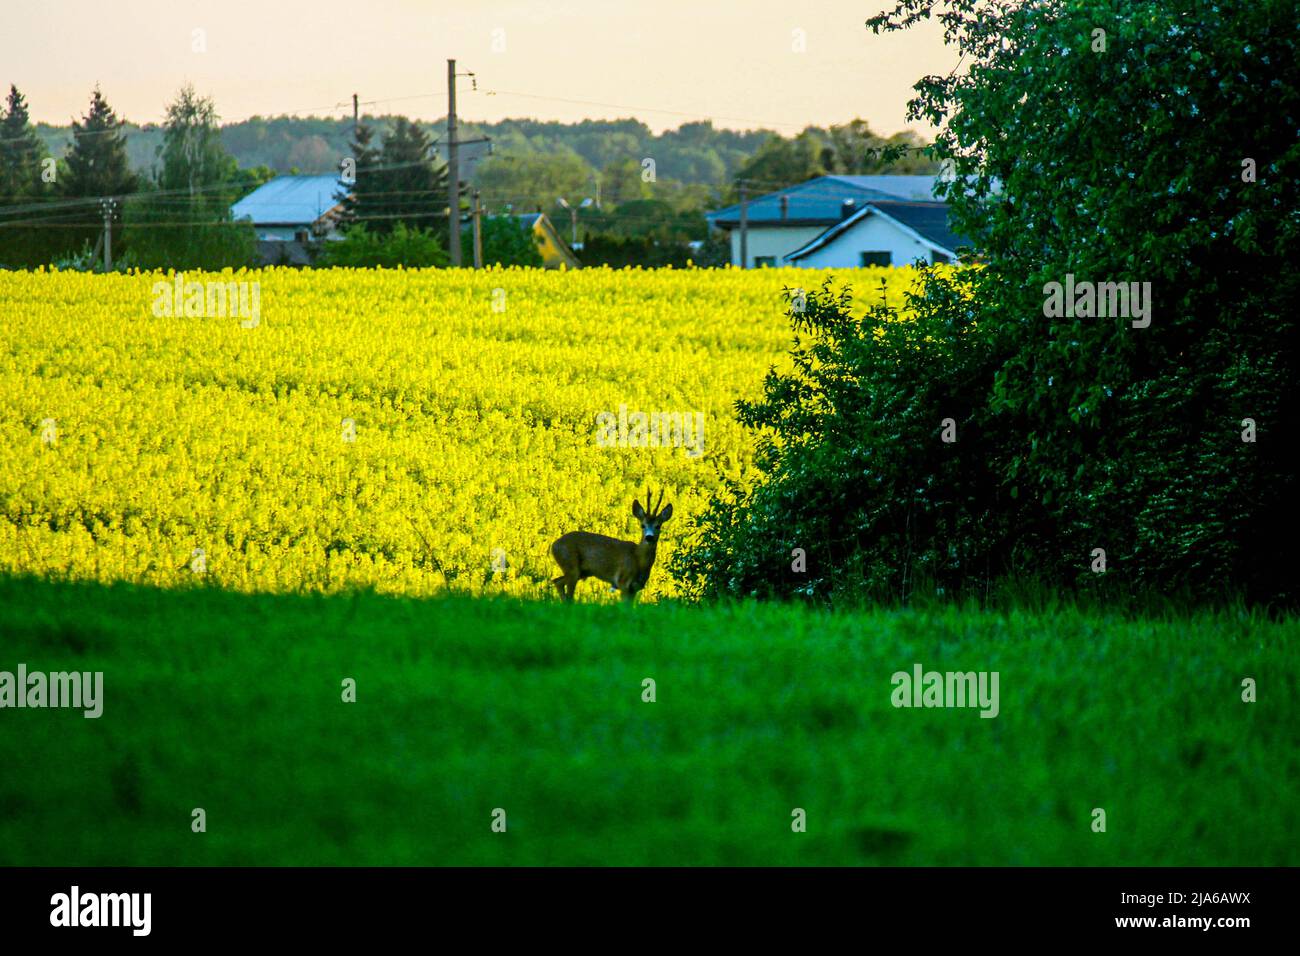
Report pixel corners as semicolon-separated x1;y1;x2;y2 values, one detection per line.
784;199;966;267
230;174;347;264
706;174;967;268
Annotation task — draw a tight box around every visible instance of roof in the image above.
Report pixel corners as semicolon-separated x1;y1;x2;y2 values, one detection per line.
784;199;968;262
824;175;942;201
459;212;580;268
707;175;940;227
526;213;580;268
231;175;347;226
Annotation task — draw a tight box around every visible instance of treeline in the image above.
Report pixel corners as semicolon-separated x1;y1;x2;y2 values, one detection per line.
0;83;271;269
1;83;532;270
6;82;937;270
34;113;936;186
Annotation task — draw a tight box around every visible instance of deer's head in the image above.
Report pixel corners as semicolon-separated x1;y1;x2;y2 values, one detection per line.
632;486;673;542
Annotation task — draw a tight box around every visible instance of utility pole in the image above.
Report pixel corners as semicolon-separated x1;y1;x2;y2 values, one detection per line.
352;93;359;138
100;198;116;271
556;197;590;248
447;59;461;267
472;189;483;268
738;182;748;269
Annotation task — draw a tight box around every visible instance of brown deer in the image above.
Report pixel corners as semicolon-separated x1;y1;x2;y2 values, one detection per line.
551;487;673;602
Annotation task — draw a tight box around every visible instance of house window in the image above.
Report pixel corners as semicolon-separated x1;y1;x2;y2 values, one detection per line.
860;251;892;267
754;256;776;268
931;251;952;265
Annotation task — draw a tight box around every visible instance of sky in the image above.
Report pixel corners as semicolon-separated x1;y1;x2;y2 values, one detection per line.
2;0;955;135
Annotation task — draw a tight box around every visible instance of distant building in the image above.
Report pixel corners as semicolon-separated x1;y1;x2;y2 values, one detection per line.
465;213;581;269
783;199;964;268
705;174;966;268
230;175;346;265
515;213;580;269
232;177;582;268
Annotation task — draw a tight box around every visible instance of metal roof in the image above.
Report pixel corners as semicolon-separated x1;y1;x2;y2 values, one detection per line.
707;175;940;227
231;175;347;226
823;175;942;201
784;199;968;261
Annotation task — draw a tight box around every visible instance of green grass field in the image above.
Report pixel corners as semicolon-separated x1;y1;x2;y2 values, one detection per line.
0;574;1295;866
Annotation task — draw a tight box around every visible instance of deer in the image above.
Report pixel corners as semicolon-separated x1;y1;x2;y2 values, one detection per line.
551;487;673;603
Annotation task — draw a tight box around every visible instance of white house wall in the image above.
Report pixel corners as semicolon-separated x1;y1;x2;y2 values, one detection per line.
729;226;827;268
255;227;300;242
790;215;942;268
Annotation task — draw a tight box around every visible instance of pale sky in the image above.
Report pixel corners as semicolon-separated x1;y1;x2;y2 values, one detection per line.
3;0;955;134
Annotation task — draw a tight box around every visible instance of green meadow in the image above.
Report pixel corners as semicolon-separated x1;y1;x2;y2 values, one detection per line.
0;575;1295;866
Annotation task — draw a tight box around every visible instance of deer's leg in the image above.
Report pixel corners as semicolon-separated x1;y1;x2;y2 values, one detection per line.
550;539;579;602
553;574;576;602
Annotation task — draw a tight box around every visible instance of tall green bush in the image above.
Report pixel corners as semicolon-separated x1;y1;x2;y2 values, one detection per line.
672;0;1297;608
317;223;448;269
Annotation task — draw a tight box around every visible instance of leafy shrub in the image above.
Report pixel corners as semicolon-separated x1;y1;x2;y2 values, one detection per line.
317;222;448;269
673;0;1297;608
579;233;696;269
671;271;1009;603
462;216;544;268
124;194;257;272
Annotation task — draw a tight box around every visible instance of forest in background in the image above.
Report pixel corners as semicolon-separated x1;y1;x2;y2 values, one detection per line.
7;92;937;270
32;113;937;218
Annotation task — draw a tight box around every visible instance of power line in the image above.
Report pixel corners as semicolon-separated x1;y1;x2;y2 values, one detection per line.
0;156;465;222
14;90;456;148
0;176;950;229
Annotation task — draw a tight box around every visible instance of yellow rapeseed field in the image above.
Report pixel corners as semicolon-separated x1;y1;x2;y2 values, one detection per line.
0;265;919;600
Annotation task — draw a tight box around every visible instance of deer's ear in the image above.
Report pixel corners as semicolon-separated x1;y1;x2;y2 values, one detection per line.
658;503;673;522
632;501;646;520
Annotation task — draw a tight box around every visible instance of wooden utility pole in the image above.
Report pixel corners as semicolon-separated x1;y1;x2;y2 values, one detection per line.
101;198;116;271
472;190;483;268
447;59;461;266
352;93;359;137
738;182;748;269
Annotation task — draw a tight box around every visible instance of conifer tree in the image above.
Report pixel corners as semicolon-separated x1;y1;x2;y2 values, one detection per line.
59;86;138;258
368;117;447;236
335;120;379;229
62;87;137;199
0;84;56;267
